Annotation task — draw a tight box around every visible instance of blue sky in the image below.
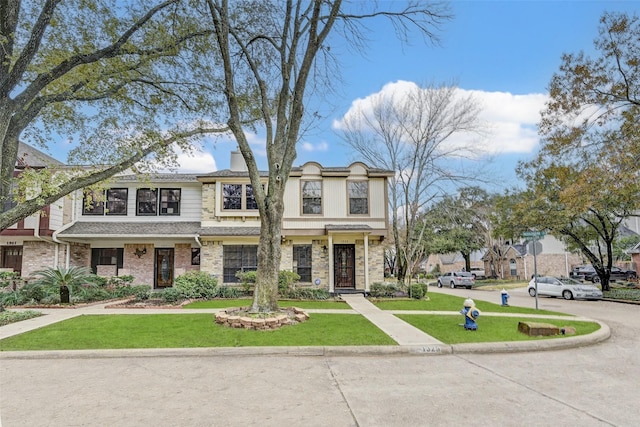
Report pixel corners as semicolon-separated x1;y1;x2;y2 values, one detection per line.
37;1;636;190
175;0;637;191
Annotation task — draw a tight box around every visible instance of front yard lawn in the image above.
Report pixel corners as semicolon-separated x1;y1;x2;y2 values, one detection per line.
397;314;600;344
0;313;395;351
374;292;567;316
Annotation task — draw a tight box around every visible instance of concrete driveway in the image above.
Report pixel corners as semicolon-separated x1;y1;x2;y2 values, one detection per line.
1;286;639;426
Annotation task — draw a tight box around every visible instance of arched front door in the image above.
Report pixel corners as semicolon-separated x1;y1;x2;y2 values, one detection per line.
334;244;355;290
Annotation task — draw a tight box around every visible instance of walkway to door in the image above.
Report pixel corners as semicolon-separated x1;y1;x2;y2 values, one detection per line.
339;294;443;345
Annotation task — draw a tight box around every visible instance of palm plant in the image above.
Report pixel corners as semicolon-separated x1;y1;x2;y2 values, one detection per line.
30;266;96;304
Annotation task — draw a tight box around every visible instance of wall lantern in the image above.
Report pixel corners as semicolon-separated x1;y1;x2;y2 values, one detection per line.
134;247;147;258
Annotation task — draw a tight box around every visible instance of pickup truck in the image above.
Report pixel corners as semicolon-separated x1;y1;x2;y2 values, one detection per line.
469;267;486;280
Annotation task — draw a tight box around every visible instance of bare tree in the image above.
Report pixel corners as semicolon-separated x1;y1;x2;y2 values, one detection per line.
339;81;484;284
204;0;451;312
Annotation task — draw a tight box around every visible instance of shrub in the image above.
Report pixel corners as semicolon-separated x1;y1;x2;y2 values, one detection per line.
0;271;21;290
235;270;257;295
217;286;240;299
107;275;135;287
278;270;301;294
160;287;182;304
0;310;42;327
133;286;152;301
174;271;218;299
409;283;426;299
284;287;330;300
0;290;27;307
370;282;399;298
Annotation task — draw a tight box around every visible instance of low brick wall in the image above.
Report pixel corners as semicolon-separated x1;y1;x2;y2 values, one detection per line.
214;306;309;330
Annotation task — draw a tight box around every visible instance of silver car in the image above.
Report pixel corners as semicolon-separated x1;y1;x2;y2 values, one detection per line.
527;276;603;300
437;271;475;289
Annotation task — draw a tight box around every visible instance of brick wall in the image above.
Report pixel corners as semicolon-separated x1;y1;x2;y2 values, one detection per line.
123;244;155;285
21;241;56;277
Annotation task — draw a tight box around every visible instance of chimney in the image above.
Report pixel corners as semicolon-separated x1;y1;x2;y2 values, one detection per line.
230;150;248;172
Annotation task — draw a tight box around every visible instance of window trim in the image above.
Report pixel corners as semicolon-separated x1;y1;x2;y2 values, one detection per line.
222;245;258;283
159;188;181;216
221;183;260;212
136;188;158;216
105;188;128;216
82;189;105;216
347;180;369;215
293;244;312;282
301;180;322;215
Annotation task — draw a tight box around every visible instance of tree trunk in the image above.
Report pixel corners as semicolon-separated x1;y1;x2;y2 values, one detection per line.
250;196;283;313
60;285;70;304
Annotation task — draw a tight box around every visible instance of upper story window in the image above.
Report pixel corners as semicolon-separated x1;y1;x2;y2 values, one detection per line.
136;188;181;216
348;181;369;215
83;188;127;215
137;189;157;215
160;188;181;215
301;181;322;214
222;183;259;211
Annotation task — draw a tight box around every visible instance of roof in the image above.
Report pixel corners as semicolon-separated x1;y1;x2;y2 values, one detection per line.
16;142;64;168
325;224;373;232
199;226;261;236
58;222;201;237
114;173;200;183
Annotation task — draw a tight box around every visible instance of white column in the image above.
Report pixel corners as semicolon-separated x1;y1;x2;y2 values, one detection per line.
364;234;370;292
328;235;334;293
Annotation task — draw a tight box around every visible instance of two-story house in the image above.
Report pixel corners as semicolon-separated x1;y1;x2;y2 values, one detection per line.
48;151;392;294
1;143;67;276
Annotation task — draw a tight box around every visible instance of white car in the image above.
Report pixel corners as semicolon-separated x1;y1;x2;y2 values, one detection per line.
527;276;603;300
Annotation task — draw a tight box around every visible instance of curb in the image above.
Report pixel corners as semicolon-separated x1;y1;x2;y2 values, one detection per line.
0;320;609;359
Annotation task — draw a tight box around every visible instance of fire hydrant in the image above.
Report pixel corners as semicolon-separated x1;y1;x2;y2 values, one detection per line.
460;298;480;331
501;289;510;306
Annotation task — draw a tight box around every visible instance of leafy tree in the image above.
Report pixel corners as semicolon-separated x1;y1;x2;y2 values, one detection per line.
421;187;492;272
513;12;640;291
339;81;484;285
0;0;225;230
205;0;452;312
30;266;96;304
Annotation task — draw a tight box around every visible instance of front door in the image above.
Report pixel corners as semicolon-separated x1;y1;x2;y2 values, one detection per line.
334;244;355;289
1;246;23;275
155;248;174;288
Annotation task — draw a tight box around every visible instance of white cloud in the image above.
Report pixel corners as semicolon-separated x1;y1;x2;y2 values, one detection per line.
173;147;217;173
334;80;548;156
301;141;329;152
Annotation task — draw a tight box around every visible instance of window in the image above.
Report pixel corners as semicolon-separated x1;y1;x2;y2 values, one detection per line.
348;181;368;214
222;184;260;211
2;180;18;212
191;248;201;265
137;189;157;215
83;189;127;215
293;245;312;282
223;245;257;283
83;190;104;215
302;181;322;214
135;188;181;215
106;189;127;215
160;188;180;215
223;184;242;210
245;185;258;210
90;248;124;273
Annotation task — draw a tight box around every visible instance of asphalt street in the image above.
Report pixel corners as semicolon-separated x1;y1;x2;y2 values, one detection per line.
0;286;639;427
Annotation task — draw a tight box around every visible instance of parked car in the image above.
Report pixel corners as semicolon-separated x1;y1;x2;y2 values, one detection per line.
527;276;603;300
570;265;637;283
469;267;486;280
437;271;475;289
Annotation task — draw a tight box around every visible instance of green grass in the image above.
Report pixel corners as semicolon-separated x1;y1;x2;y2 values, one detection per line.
183;299;351;310
373;292;568;316
397;314;600;344
0;313;396;351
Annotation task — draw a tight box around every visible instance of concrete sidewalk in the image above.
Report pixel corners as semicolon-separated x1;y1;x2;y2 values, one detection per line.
339;294;443;345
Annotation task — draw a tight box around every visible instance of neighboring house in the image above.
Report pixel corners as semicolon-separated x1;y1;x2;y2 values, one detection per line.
0;143;67;276
422;251;485;275
2;148;392;294
483;235;583;280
